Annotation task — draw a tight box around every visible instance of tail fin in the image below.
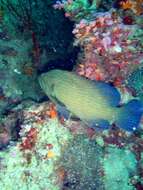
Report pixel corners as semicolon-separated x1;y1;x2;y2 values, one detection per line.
115;99;143;131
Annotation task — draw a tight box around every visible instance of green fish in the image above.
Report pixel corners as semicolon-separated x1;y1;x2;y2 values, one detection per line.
38;69;143;131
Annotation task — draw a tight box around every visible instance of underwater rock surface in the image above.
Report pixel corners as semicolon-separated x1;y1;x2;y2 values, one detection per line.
60;135;104;190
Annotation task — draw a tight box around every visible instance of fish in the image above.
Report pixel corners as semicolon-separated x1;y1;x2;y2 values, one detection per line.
38;69;143;131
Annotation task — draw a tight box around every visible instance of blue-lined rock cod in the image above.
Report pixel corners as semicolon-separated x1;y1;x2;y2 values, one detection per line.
38;69;143;131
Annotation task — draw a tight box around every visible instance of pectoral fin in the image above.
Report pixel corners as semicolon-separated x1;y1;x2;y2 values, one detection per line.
56;104;71;119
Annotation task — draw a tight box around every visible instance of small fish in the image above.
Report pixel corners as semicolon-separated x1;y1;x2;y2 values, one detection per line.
38;69;143;131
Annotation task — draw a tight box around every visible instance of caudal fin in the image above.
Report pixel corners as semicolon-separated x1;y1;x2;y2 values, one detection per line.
115;99;143;131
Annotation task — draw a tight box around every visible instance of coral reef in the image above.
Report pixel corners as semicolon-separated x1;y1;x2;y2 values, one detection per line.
0;100;143;189
0;101;73;190
0;0;143;189
54;0;101;22
54;1;143;86
73;10;143;85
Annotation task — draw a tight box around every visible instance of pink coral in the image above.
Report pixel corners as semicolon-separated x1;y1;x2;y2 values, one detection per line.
74;10;143;86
